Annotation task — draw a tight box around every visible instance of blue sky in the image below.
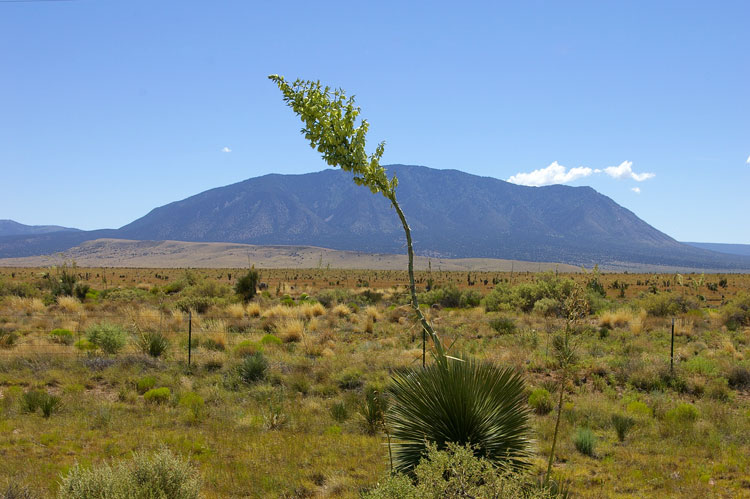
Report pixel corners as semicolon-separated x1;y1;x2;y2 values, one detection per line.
1;1;748;242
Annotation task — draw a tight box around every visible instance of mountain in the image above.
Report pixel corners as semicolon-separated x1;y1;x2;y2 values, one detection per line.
684;242;750;257
0;220;80;237
2;165;750;270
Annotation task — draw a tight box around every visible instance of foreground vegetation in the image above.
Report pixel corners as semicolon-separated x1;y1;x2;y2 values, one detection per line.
0;266;749;497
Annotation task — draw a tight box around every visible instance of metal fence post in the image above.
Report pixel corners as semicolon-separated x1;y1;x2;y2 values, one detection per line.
188;310;192;367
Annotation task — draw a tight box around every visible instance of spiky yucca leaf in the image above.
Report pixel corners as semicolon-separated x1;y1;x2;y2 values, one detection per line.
387;356;531;474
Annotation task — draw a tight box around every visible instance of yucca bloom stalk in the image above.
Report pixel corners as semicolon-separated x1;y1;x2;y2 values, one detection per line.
270;75;531;473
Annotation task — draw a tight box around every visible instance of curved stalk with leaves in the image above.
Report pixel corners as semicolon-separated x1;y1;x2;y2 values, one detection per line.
269;75;530;473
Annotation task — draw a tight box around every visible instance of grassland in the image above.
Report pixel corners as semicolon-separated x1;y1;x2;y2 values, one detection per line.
0;266;749;497
0;238;581;272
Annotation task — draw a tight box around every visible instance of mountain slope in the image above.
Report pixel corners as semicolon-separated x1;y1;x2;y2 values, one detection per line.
3;165;749;269
684;242;750;257
0;220;80;237
115;164;746;269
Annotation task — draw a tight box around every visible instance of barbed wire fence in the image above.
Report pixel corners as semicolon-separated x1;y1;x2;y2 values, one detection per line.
0;310;273;365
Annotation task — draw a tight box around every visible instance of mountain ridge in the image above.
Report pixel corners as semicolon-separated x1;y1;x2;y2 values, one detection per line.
0;219;80;237
2;165;749;270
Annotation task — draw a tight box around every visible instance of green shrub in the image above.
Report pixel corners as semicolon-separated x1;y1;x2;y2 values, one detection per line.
179;392;205;420
259;334;282;346
459;290;482;308
315;289;352;307
665;403;699;425
235;267;259;302
0;329;18;348
22;390;48;413
58;448;201;499
683;356;718;376
573;427;596;456
74;283;90;301
482;283;513;312
288;374;310;395
237;353;267;384
202;337;225;352
40;394;62;418
176;296;212;314
280;295;295;307
705;378;730;401
489;316;516;335
233;340;262;357
138;331;169;358
640;292;698;317
363;443;549;499
74;338;96;351
727;365;750;390
21;389;61;417
136;376;157;394
330;400;348;422
626;400;653;418
143;387;171;404
611;414;635;442
86;323;128;355
528;388;553;415
0;482;36;498
721;293;750;330
337;369;363;390
49;328;75;345
532;297;559;317
418;285;481;309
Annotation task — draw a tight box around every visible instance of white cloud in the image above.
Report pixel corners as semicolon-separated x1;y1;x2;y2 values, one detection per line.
631;187;641;194
507;161;594;186
746;155;749;164
222;146;232;153
603;160;654;182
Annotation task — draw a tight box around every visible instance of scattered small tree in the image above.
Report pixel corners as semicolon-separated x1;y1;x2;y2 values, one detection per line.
545;284;589;483
234;266;259;302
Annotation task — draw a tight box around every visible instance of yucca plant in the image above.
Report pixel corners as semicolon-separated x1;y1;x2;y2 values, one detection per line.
360;387;389;435
271;74;532;475
138;331;169;358
388;357;531;473
611;413;636;442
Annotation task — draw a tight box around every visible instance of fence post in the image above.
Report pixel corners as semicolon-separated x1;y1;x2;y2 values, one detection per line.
188;310;192;367
670;318;675;373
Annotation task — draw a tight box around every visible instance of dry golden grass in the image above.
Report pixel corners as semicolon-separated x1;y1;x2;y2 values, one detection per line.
200;318;227;334
307;317;321;332
330;304;351;318
233;341;261;357
629;316;643;335
262;304;298;320
226;302;245;319
364;305;381;322
300;302;326;319
599;308;632;329
674;318;694;338
5;296;46;315
138;307;162;324
207;331;228;351
361;316;375;334
278;318;304;343
246;302;262;317
56;296;83;314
